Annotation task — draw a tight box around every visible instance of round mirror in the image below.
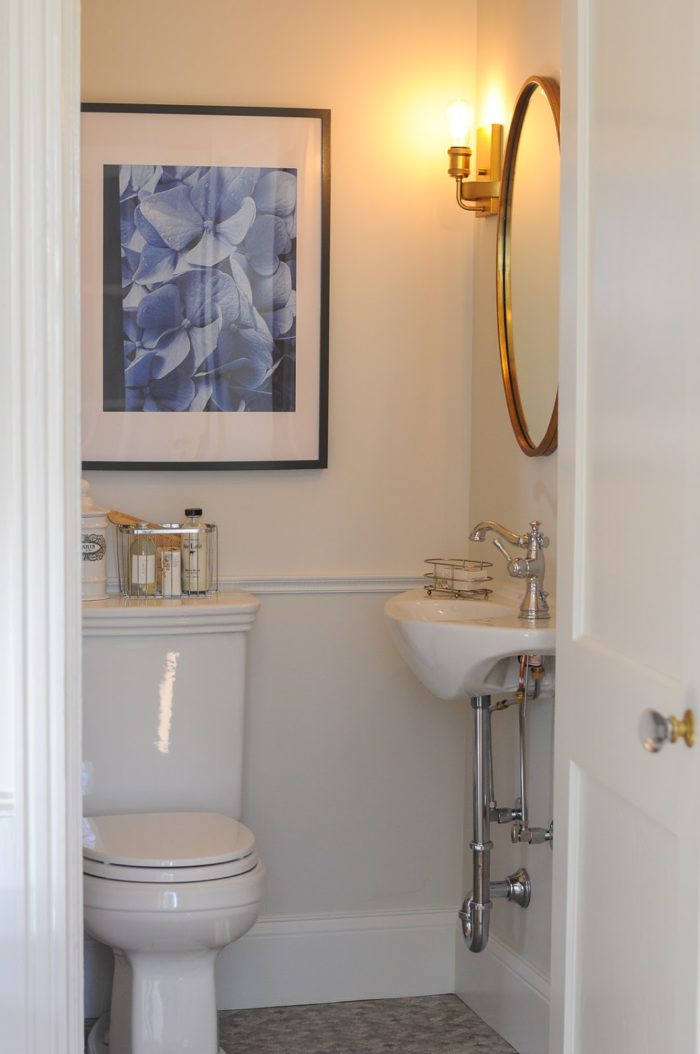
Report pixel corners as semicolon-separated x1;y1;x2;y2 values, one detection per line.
497;76;560;456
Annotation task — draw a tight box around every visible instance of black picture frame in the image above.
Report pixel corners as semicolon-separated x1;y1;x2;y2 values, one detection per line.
81;103;330;470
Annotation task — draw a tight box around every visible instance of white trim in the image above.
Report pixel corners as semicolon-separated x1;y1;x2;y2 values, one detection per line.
455;934;550;1054
221;575;423;595
85;909;458;1017
215;908;457;1010
102;574;424;597
82;590;260;636
1;1;82;1051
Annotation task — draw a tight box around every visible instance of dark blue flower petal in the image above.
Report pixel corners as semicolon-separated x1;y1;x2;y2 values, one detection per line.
190;377;213;411
119;166;131;198
227;254;253;299
215;197;256;248
185;230;229;268
209;373;240;411
253;170;297;217
150;366;196;411
177;268;240;329
190;316;222;370
251;261;293;311
190;167;260;222
120;198;137;248
263;302;295;339
123;313;141;343
123;282;148;313
241;389;273;411
125;386;146;411
124;348;155;387
151;329;191;379
138;184;203;251
137;283;183;343
200;324;273;379
132;244;178;286
185;198;256;266
134;204;169;248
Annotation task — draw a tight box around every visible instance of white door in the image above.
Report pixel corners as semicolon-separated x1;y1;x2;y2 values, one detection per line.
550;0;700;1050
0;2;82;1052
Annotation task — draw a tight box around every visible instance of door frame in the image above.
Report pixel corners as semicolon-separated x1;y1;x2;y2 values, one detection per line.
1;1;83;1051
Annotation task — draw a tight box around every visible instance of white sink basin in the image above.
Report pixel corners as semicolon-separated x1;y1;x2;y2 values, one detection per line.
384;587;555;700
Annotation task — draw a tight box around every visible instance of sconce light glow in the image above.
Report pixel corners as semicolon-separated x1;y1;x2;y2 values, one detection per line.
447;99;473;147
481;86;506;128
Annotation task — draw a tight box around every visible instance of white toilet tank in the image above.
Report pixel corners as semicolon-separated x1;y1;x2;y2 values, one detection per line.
82;591;260;818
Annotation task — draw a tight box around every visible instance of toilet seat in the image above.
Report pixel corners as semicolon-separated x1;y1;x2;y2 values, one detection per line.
83;811;258;883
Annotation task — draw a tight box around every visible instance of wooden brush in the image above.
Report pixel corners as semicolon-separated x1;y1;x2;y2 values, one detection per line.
107;509;181;549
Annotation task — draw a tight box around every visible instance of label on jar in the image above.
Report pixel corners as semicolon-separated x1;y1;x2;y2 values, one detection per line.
160;549;181;598
181;532;209;593
82;533;106;561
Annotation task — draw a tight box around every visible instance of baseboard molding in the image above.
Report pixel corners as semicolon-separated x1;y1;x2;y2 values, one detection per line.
85;909;457;1018
455;934;550;1054
215;909;457;1010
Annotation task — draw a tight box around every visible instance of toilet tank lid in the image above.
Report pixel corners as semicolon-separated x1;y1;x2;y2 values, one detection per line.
82;811;256;868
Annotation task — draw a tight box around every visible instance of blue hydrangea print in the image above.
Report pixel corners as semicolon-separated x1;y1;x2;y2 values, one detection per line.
102;163;297;413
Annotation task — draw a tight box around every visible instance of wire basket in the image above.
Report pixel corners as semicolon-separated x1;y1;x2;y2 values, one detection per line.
116;523;218;598
424;557;493;600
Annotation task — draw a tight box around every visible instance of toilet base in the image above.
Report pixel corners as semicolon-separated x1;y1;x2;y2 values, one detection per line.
87;1014;225;1054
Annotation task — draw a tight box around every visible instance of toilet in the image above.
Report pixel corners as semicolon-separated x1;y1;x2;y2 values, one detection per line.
82;591;263;1054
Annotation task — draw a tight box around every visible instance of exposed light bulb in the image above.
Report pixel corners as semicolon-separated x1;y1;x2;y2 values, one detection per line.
447;99;473;148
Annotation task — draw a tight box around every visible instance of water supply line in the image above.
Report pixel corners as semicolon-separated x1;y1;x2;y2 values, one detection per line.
459;658;553;952
510;657;554;847
459;694;531;953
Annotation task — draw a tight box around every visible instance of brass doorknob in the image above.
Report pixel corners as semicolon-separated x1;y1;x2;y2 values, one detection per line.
640;708;695;753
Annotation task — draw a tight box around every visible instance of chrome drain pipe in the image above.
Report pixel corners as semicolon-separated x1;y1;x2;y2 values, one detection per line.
459;695;531;953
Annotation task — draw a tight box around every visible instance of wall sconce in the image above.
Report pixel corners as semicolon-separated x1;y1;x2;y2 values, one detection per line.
447;100;503;217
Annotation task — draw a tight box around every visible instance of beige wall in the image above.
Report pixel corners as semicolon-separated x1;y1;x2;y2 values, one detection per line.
468;0;560;585
82;0;478;578
81;0;481;1014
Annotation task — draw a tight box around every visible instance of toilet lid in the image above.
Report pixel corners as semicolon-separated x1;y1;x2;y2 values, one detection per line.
82;812;258;883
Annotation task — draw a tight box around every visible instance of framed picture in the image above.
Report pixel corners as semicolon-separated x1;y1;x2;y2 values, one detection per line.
81;104;330;469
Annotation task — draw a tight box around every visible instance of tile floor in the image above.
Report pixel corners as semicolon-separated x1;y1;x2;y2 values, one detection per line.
218;995;517;1054
85;994;517;1053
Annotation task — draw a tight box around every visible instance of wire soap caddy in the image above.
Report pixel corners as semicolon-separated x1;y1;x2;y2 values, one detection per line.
116;522;218;598
424;557;493;600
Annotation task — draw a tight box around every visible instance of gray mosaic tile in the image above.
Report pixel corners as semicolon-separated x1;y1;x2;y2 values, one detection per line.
218;995;517;1054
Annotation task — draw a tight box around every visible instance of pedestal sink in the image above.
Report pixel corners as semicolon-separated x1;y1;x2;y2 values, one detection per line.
384;586;555;700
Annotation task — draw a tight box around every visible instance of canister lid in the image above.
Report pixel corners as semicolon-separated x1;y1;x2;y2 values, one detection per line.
185;507;203;517
81;480;108;516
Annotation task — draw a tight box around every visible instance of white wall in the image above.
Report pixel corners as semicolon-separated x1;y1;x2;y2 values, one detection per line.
455;3;560;1052
81;0;480;1013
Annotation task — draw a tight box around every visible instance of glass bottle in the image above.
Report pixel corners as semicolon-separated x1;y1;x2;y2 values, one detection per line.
129;524;157;596
181;508;209;594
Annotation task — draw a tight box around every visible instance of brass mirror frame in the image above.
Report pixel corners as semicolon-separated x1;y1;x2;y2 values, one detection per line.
497;75;560;457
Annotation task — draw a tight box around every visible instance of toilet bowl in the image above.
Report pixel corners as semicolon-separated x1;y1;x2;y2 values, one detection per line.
84;811;265;1054
82;591;262;1050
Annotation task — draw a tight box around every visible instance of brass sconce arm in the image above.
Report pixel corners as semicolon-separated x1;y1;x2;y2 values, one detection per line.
454;176;501;214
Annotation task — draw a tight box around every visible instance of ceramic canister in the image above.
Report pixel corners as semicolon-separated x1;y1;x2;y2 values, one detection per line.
81;480;109;601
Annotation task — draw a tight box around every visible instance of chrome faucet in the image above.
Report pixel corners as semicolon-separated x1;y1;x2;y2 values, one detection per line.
469;520;550;621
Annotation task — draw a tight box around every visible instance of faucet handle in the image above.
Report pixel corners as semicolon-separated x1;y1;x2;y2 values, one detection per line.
528;521;549;548
492;538;512;562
